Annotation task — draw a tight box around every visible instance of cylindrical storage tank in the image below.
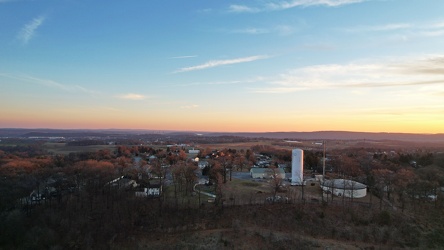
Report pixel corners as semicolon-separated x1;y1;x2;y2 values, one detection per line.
320;179;367;198
291;149;304;186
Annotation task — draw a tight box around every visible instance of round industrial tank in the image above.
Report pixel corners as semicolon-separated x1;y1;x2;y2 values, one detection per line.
320;179;367;198
291;149;304;186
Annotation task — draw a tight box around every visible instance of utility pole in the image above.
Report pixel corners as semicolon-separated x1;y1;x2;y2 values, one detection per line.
322;140;326;180
320;140;327;203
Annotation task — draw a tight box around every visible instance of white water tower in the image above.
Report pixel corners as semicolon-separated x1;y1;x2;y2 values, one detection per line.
291;149;304;186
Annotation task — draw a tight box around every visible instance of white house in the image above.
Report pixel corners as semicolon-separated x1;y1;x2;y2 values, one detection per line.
148;185;162;196
188;149;200;154
135;184;162;198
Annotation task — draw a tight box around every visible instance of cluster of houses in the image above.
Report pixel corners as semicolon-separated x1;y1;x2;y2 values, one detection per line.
105;175;161;198
20;172;163;207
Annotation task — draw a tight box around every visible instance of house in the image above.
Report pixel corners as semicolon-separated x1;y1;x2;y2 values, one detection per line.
250;168;286;179
148;155;157;162
135;183;162;198
133;156;142;166
198;160;209;169
106;176;139;189
147;183;162;196
188;149;200;154
314;175;324;182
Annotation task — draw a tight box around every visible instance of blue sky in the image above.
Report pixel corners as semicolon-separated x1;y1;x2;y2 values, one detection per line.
1;0;444;133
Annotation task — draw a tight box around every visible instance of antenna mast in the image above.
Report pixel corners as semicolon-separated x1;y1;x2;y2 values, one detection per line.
322;140;326;180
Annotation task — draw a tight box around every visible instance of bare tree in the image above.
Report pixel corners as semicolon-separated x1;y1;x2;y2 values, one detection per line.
183;160;198;196
268;167;284;203
372;168;394;210
393;168;416;212
209;161;224;206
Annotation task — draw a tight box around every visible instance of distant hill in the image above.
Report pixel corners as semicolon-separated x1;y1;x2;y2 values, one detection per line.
0;128;158;138
1;128;443;142
206;131;444;142
0;129;116;138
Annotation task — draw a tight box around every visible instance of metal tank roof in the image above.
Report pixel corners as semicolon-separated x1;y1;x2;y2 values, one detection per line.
321;179;366;190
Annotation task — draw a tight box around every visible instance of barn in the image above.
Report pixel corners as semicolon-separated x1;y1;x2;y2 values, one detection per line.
320;179;367;198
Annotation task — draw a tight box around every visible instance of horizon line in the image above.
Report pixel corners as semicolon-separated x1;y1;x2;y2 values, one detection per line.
0;127;442;135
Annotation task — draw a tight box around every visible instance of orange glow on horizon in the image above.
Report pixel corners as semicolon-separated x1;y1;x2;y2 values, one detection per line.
1;107;443;133
2;118;442;134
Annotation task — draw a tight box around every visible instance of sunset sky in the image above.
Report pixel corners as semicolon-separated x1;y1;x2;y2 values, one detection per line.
1;0;444;133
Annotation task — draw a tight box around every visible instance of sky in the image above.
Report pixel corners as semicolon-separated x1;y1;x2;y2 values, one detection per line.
1;0;444;133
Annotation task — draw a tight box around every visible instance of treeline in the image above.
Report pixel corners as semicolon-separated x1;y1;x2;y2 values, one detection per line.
0;143;46;157
397;152;434;166
65;140;107;146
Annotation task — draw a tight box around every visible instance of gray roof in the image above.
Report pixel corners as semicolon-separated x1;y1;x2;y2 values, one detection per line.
250;168;285;174
321;179;366;190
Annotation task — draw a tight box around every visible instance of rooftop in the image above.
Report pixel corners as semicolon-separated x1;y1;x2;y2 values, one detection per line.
321;179;366;190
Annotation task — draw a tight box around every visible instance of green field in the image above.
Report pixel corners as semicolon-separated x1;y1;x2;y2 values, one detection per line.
43;142;116;155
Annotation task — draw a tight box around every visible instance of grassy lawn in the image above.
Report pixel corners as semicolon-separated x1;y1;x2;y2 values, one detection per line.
224;179;271;194
43;142;116;155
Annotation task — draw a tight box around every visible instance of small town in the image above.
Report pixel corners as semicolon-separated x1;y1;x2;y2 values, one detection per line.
1;129;444;249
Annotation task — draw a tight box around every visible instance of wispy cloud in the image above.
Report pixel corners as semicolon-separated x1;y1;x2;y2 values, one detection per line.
228;25;297;36
343;20;444;40
0;73;98;95
228;4;260;13
251;55;444;93
231;28;270;35
180;104;199;109
170;55;198;59
117;93;148;100
266;0;366;10
229;0;366;13
54;106;123;114
275;25;296;36
174;55;269;73
197;8;213;14
176;77;266;87
303;43;336;51
356;105;444;117
415;21;444;38
17;15;46;44
253;86;308;93
343;23;411;32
